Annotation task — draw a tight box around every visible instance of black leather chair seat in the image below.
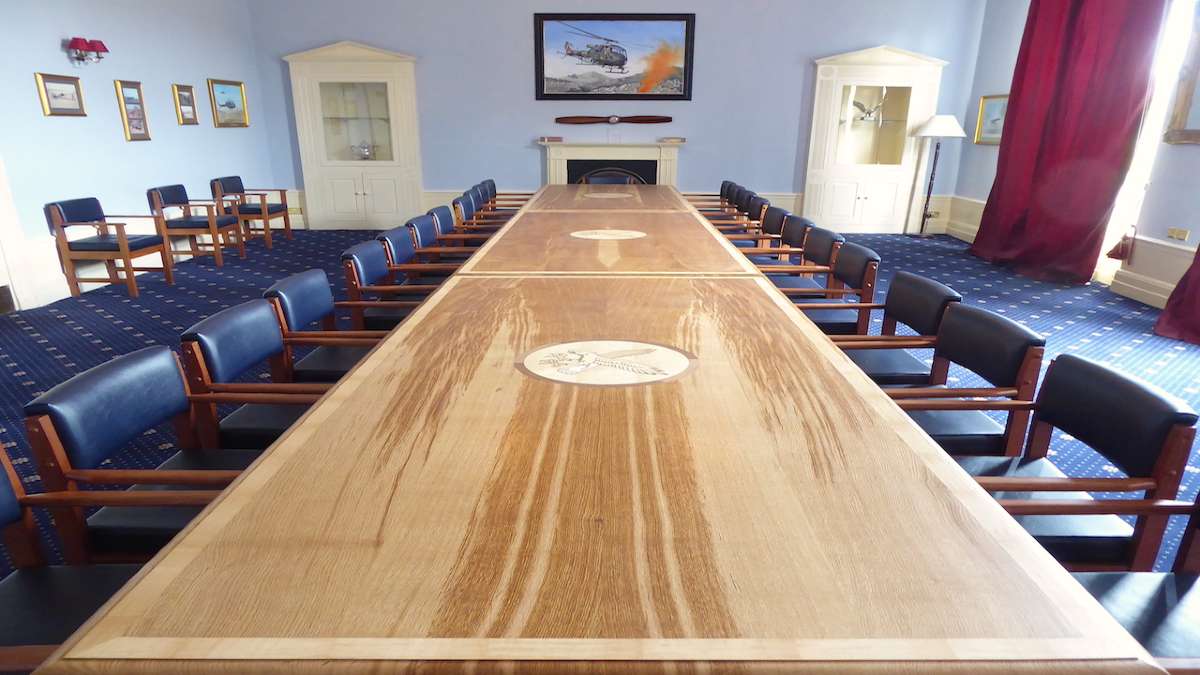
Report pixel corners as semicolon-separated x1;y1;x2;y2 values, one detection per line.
226;203;285;216
1073;572;1199;660
770;274;823;291
795;299;860;335
67;234;163;252
908;408;1006;455
86;449;260;556
847;349;931;385
294;345;372;383
165;215;239;229
219;404;308;450
956;456;1136;565
363;306;414;331
0;564;140;647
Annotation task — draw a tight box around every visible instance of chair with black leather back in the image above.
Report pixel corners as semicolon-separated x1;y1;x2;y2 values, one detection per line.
408;213;487;258
580;171;638;185
482;178;534;204
453;193;509;233
709;194;769;234
886;304;1045;457
343;241;445;330
736;214;812;266
695;183;744;214
682;179;735;206
22;346;254;565
961;354;1197;572
210;175;292;248
180;301;329;450
784;242;881;335
472;182;525;212
429;204;495;244
832;272;962;385
263;270;386;383
1072;498;1200;665
43;197;174;298
0;448;220;671
758;225;844;290
724;206;789;250
147;184;244;266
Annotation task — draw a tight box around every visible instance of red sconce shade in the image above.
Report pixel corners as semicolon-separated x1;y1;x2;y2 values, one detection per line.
67;36;89;51
87;39;108;54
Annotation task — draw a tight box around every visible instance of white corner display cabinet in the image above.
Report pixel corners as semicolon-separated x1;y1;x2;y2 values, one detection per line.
803;46;947;233
285;41;422;229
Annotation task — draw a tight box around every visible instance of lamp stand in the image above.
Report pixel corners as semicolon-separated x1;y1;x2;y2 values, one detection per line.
913;138;941;237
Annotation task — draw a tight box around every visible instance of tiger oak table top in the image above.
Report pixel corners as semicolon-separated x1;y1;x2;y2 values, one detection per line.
38;185;1163;674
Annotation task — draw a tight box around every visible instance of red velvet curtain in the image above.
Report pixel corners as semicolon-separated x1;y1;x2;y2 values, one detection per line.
970;0;1166;283
1155;249;1200;343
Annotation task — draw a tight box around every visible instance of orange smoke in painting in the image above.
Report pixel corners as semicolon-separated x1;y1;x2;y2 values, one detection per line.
639;41;683;93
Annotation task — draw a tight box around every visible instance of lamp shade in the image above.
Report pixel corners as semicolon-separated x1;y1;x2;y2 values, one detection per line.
914;114;966;138
87;39;109;54
67;36;89;51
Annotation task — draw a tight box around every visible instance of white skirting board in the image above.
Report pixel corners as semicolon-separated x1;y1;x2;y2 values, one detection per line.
1110;236;1196;309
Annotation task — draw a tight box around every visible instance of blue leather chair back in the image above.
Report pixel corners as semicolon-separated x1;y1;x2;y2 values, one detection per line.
583;172;636;185
428;205;456;235
831;242;880;288
883;272;961;336
745;195;770;220
760;207;789;237
44;198;104;234
408;215;439;248
453;196;475;223
482;179;497;199
470;186;489;210
23;346;189;470
0;459;18;529
780;215;812;249
341;241;391;287
936;305;1045;387
181;300;284;383
211;176;245;198
263;270;334;331
1035;355;1198;478
147;184;189;211
803;227;845;266
377;226;416;265
720;182;737;201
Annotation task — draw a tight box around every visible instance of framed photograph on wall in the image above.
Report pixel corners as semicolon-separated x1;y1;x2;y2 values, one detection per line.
35;73;86;116
208;78;249;127
114;79;151;141
172;84;199;125
974;94;1008;145
534;13;695;100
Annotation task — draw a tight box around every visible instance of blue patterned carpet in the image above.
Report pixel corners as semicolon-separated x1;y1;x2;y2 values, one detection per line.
0;232;1196;576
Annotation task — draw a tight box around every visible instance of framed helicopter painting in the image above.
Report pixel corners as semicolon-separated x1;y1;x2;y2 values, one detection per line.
534;13;695;100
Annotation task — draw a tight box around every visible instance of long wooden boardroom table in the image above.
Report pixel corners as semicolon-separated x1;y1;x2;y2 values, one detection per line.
39;185;1164;673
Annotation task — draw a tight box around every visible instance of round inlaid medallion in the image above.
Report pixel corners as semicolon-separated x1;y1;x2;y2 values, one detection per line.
520;340;693;386
582;192;634;199
569;229;647;240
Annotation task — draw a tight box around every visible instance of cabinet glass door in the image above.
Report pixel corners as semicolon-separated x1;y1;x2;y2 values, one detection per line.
319;82;393;162
834;85;911;165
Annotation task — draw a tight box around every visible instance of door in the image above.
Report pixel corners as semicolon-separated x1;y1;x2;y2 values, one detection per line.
362;173;402;227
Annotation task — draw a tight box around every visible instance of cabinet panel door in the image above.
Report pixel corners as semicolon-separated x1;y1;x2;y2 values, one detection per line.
363;175;401;227
328;178;362;217
825;181;860;222
859;181;900;228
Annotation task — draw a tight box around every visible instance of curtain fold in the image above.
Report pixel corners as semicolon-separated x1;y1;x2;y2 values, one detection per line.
1155;249;1200;343
970;0;1166;284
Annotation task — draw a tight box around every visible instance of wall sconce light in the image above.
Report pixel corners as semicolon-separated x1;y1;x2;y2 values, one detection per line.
67;37;109;64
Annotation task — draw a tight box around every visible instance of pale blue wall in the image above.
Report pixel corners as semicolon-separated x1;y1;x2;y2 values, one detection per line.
953;0;1030;200
248;0;987;194
0;0;276;237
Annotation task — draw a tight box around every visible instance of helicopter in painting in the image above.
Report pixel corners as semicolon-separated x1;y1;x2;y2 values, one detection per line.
559;22;629;74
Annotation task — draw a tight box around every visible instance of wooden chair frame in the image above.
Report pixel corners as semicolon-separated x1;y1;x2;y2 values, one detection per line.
148;191;245;267
453;200;509;232
787;260;880;334
211;182;292;248
265;296;387;382
341;250;442;330
46;208;174;298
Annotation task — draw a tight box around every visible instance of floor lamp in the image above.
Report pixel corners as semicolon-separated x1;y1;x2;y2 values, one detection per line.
912;114;966;236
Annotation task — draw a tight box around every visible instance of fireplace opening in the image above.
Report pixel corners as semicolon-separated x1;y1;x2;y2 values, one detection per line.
567;159;657;185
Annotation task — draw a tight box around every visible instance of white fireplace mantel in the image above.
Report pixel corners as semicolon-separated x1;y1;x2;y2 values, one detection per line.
538;141;684;186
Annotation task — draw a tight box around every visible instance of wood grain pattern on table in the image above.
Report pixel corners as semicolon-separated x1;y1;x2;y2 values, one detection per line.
36;186;1163;674
527;184;686;211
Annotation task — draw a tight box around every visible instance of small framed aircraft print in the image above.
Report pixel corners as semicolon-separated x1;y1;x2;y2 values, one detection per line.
535;13;695;101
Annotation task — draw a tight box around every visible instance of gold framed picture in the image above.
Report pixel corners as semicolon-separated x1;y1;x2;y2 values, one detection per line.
35;73;86;116
207;78;248;127
172;84;199;125
974;94;1008;145
114;80;151;141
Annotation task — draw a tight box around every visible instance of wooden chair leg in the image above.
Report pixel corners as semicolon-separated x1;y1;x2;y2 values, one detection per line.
209;228;224;267
62;257;82;297
121;254;138;298
281;210;293;240
160;246;175;285
260;217;273;249
187;236;199;259
235;226;246;258
104;260;120;285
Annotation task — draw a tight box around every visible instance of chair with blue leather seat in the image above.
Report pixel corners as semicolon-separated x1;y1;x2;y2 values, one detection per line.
452;193;509;233
888;304;1045;457
429;204;495;244
758;225;844;293
709;194;769;234
961;354;1197;571
724;206;789;250
580;171;638;185
786;242;881;335
147;184;245;266
210;175;293;248
695;183;744;214
22;346;256;564
342;241;442;330
43;198;174;298
0;447;220;671
375;226;460;284
1072;498;1200;665
408;214;483;263
481;178;534;205
736;214;813;266
181;301;329;449
682;180;735;206
832;272;962;385
472;183;523;215
264;270;386;383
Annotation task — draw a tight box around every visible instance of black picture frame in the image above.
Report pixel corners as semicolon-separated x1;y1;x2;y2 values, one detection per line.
534;13;695;101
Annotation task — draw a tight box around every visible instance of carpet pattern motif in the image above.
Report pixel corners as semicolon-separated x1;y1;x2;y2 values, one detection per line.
0;232;1196;576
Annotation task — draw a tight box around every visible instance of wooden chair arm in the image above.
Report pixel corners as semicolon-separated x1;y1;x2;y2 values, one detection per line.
738;246;799;255
725;234;780;241
832;339;934;350
21;490;222;507
895;399;1036;412
283;335;390;347
791;301;870;310
287;330;387;340
357;284;441;294
758;264;830;274
103;213;156;219
888;387;1018;399
977;477;1157;493
336;301;423;308
997;499;1193;516
206;382;330;395
189;392;322;405
387;263;461;273
438;234;492;241
63;469;238;486
414;246;480;255
783;288;865;297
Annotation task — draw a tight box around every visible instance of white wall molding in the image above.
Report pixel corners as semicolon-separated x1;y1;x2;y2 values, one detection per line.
1110;235;1196;308
945;196;985;242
